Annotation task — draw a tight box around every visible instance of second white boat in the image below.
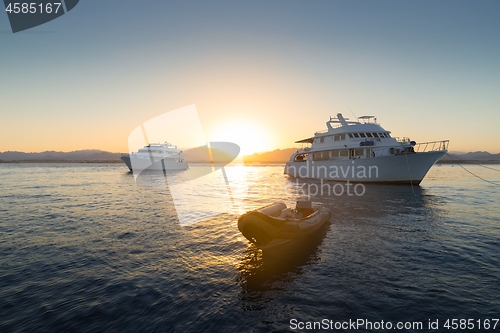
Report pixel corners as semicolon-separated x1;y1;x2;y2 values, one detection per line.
121;142;188;173
284;114;448;185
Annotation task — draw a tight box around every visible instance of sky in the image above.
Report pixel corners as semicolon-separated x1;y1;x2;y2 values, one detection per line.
1;1;499;155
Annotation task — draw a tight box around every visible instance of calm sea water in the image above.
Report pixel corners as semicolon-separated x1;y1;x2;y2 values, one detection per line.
0;163;499;332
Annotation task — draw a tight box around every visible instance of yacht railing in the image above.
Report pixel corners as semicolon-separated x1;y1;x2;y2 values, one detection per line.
314;123;345;135
412;140;449;153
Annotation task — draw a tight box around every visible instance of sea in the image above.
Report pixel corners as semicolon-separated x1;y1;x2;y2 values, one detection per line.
0;163;499;332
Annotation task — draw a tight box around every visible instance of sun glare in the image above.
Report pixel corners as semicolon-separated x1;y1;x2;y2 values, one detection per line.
209;121;273;156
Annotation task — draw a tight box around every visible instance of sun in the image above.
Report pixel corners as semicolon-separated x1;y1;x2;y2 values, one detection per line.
208;121;273;156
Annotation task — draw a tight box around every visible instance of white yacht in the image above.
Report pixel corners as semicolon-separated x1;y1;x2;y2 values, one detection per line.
284;114;448;185
121;142;188;173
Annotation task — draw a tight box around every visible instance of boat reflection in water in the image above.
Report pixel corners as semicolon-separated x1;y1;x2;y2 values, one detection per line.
237;220;330;296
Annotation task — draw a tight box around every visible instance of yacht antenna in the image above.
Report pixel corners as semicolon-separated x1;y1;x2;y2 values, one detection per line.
347;106;358;121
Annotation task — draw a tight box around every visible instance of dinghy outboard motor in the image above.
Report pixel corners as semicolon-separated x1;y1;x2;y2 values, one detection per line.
296;201;313;217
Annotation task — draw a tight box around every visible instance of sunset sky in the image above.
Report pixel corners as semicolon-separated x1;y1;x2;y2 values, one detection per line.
1;1;499;154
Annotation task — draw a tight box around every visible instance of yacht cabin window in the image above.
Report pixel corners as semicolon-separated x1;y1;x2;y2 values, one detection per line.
355;149;364;156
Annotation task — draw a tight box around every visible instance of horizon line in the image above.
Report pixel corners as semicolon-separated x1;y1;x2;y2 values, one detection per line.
0;148;498;156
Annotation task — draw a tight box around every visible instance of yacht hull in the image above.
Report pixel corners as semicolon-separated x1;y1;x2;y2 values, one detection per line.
284;151;446;185
121;155;188;172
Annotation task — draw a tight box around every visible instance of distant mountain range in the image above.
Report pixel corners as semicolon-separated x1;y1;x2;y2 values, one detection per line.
1;149;499;164
439;151;500;162
243;148;298;164
0;150;122;162
0;146;239;164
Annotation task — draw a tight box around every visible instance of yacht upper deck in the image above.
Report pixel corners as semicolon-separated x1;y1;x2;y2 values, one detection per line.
295;113;390;145
135;142;183;155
